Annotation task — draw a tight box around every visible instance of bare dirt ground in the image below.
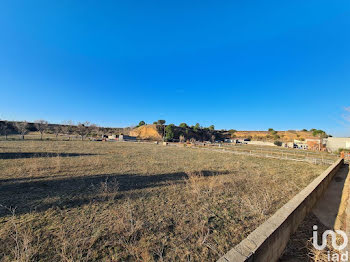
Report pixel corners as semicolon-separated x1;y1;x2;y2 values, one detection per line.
0;140;327;261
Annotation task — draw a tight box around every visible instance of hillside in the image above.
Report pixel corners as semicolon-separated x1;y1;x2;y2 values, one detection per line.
234;130;316;142
130;124;227;142
130;125;317;142
129;124;163;140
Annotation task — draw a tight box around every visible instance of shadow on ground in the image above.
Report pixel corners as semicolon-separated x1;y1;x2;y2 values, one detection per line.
0;170;230;217
0;152;96;159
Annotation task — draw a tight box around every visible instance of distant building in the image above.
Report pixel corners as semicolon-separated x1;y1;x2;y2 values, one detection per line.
118;134;137;141
282;142;294;148
305;138;326;151
293;139;308;150
325;137;350;152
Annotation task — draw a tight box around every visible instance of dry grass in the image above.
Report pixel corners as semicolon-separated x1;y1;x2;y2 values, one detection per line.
0;140;327;261
281;213;344;262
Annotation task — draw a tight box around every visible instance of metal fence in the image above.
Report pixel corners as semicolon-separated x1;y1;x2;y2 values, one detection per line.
194;145;336;165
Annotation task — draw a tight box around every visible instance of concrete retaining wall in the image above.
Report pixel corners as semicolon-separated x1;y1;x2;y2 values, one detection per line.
218;158;344;262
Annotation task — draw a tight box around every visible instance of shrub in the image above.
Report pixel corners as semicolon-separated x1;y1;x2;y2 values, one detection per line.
193;123;200;132
338;148;350;154
164;124;174;141
274;141;282;146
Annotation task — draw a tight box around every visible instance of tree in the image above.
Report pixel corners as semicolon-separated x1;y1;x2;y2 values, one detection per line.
274;141;282;146
138;121;146;127
89;124;99;138
53;125;61;140
179;134;185;143
312;129;327;138
157;120;166;140
153;121;157;125
268;128;274;132
193;123;200;132
0;120;10;140
15;121;29;140
77;121;93;140
209;125;215;131
62;121;75;140
301;129;308;132
164;124;174;142
157;120;166;125
35;119;49;140
179;123;188;128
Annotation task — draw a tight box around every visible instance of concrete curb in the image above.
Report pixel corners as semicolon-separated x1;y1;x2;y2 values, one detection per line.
217;158;344;262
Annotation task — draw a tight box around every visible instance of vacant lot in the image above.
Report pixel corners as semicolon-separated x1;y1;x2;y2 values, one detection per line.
0;141;327;261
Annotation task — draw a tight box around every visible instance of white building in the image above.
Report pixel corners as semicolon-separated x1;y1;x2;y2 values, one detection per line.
293;139;308;150
325;137;350;152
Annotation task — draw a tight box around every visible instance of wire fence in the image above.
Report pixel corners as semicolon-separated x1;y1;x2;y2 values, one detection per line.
193;145;337;165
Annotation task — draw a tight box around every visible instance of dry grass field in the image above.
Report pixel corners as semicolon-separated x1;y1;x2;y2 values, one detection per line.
0;140;327;261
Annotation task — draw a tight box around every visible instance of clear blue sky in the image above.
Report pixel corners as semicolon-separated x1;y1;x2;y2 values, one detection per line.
1;1;350;136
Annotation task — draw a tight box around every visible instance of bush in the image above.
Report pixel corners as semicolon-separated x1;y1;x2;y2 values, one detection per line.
179;123;188;128
273;134;280;140
338;148;350;154
228;129;236;134
193;123;200;132
164;124;174;141
274;141;282;146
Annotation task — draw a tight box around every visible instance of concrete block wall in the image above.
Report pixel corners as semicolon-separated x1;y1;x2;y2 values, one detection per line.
217;158;344;262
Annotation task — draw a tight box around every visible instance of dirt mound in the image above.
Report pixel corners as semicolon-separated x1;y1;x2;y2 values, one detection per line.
129;125;162;140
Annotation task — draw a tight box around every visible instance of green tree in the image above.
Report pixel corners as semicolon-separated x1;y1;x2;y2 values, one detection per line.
268;128;274;132
193;123;200;132
209;125;215;131
164;124;174;141
274;141;282;146
153;121;157;124
138;121;146;127
157;120;166;125
179;123;188;128
312;129;327;138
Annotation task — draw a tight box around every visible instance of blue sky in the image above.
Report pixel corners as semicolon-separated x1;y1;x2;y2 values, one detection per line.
0;1;350;136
